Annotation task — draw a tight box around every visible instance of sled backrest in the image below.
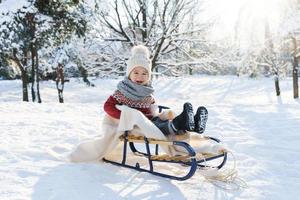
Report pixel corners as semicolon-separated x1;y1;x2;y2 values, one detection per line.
158;105;170;113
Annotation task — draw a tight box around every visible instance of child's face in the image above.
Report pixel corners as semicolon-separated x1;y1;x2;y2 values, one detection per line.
129;66;149;85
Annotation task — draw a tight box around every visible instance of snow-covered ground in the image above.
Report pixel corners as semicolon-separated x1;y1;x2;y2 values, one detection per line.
0;76;299;200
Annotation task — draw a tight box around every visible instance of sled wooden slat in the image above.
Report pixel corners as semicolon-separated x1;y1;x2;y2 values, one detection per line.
119;135;172;145
151;154;191;162
119;133;190;144
133;150;225;163
151;152;226;162
119;134;172;145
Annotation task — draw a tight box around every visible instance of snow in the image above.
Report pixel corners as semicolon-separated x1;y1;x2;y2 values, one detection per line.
0;76;300;200
0;0;32;26
0;0;30;13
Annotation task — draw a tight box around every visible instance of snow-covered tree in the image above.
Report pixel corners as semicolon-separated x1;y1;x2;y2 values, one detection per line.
0;54;14;79
263;22;281;96
290;36;299;98
0;0;88;102
96;0;206;75
276;0;300;98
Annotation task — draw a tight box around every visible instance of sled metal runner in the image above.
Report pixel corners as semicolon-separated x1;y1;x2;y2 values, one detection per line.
103;130;227;181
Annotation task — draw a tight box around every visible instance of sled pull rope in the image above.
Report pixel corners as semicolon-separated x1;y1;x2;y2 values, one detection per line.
199;151;248;190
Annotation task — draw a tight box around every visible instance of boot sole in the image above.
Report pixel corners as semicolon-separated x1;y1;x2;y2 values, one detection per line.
195;106;208;134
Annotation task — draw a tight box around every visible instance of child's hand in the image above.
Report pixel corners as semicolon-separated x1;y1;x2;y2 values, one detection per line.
158;110;176;120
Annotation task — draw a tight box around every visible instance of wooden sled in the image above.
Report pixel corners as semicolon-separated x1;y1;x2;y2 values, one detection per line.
103;130;227;181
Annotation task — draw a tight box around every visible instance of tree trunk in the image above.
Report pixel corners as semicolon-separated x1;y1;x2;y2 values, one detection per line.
188;67;193;75
152;60;158;80
31;44;36;102
292;37;299;99
275;75;280;96
35;46;42;103
78;66;94;86
58;85;64;103
141;1;147;42
12;49;29;101
293;59;299;99
27;13;40;102
21;73;29;101
57;89;64;103
56;64;64;103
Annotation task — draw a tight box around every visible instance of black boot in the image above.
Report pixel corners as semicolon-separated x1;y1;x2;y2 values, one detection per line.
171;102;195;131
194;106;208;134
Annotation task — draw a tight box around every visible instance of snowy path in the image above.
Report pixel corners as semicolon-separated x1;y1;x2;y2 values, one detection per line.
1;76;300;200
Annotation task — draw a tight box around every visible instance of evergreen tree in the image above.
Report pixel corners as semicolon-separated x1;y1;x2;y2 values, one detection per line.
0;0;88;102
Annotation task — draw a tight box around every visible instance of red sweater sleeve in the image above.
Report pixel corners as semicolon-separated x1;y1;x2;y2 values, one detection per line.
104;96;121;119
103;95;154;120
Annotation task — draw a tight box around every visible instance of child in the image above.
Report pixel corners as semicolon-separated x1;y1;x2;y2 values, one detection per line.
104;45;208;137
69;45;208;163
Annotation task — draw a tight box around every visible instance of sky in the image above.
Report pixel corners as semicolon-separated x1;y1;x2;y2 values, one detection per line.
201;0;295;48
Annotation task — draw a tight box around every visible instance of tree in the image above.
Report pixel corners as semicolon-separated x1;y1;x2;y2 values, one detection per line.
55;63;67;103
97;0;198;74
291;36;299;98
260;21;286;96
1;1;32;101
0;0;88;102
0;52;16;80
276;0;300;99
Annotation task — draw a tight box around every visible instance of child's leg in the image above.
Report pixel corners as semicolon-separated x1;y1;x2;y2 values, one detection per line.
171;102;195;131
151;117;176;136
152;102;195;136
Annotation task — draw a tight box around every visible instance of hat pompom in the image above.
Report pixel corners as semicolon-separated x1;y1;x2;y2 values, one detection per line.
131;45;150;58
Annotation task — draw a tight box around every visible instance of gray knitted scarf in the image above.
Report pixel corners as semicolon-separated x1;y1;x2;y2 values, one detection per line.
117;77;154;100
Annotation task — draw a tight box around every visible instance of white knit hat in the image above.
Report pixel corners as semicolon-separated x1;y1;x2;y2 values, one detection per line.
126;45;152;80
